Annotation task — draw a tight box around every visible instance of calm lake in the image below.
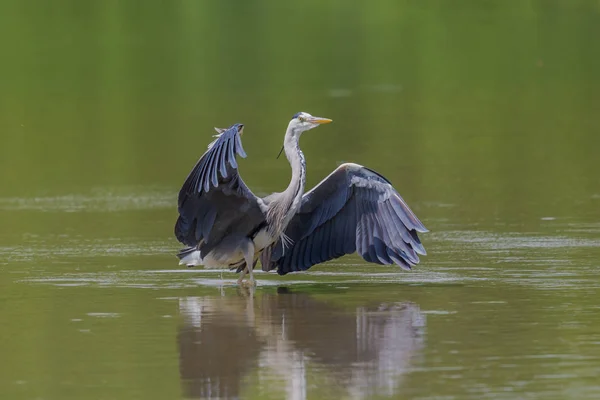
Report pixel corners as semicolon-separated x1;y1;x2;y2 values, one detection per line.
1;1;600;399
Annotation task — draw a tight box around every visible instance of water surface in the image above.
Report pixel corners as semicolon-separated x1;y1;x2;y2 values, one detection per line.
1;1;600;399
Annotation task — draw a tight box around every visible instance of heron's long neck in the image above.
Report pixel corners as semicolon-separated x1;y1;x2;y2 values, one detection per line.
283;133;306;209
267;130;306;237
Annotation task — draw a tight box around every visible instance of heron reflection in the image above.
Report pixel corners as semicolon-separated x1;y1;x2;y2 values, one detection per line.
177;288;425;399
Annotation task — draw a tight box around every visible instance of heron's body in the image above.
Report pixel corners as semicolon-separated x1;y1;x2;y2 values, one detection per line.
174;112;427;285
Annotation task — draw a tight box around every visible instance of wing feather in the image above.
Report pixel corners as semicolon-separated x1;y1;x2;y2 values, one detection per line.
218;139;229;177
267;163;427;275
174;124;265;256
227;136;237;169
304;228;315;268
390;194;427;232
235;132;246;157
334;211;346;256
207;145;219;189
320;218;333;263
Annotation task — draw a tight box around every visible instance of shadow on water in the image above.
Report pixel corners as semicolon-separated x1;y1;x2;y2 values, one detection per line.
177;287;425;399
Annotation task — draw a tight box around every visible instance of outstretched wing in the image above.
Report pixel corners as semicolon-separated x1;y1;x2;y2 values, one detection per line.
263;163;427;275
175;124;265;257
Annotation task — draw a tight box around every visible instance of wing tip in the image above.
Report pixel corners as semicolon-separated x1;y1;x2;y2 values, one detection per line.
181;123;248;196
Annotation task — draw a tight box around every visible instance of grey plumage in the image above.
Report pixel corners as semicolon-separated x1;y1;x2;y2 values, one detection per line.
174;113;427;285
262;164;427;275
175;123;265;259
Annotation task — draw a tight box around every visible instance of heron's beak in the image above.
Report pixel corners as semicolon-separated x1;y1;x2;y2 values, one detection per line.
309;116;333;124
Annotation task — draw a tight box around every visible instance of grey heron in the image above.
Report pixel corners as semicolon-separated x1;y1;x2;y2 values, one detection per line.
174;112;427;285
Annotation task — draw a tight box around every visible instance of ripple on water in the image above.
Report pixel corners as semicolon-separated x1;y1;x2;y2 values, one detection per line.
18;267;484;289
0;239;173;262
434;230;600;249
86;313;120;318
0;187;175;212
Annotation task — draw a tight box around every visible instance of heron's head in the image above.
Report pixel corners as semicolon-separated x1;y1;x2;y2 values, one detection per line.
288;112;332;135
277;112;332;158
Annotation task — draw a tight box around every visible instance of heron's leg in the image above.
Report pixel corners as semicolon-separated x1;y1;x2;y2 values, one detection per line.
236;265;247;285
241;240;256;286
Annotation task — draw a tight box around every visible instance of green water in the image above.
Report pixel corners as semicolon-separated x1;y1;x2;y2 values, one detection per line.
1;1;600;399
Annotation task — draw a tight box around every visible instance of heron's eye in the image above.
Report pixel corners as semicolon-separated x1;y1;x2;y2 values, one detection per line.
298;116;305;122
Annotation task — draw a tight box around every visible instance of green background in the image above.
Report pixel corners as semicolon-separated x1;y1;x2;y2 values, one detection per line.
1;1;599;399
